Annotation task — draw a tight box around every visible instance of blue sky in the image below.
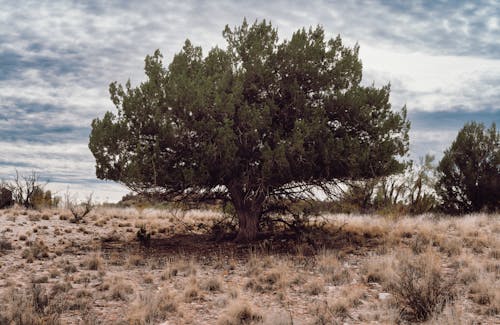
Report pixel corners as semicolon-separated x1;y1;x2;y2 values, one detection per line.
1;0;499;202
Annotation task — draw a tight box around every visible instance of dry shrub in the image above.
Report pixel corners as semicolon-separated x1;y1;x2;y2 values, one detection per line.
457;264;479;285
316;250;350;285
22;239;49;262
127;254;145;267
143;274;154;284
163;259;197;279
127;287;177;325
245;254;272;277
50;281;72;298
311;286;365;324
245;267;286;293
183;279;202;302
469;275;498;308
391;251;456;322
0;236;12;253
201;276;223;292
437;237;462;257
0;284;66;325
410;234;431;254
361;255;396;288
217;300;263;325
107;277;134;301
84;252;104;271
108;251;125;266
303;278;325;296
428;304;464;325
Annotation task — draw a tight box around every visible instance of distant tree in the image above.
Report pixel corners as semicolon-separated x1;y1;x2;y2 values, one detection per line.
7;171;46;209
89;19;410;241
436;122;499;213
0;185;13;209
406;154;438;214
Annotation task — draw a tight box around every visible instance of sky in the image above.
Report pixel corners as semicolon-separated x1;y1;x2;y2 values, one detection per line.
1;0;499;202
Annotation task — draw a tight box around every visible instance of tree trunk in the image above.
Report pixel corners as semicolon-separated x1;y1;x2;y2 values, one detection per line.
228;183;264;242
234;208;259;242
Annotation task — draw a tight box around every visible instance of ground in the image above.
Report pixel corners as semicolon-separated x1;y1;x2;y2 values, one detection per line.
0;206;498;324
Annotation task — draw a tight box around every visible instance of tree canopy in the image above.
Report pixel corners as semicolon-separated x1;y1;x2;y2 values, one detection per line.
436;122;499;214
89;19;410;241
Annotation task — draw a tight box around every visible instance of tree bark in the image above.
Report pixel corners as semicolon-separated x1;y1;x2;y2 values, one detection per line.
234;208;259;242
229;182;263;242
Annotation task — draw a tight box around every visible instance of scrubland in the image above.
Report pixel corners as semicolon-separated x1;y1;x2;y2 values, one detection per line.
0;206;498;324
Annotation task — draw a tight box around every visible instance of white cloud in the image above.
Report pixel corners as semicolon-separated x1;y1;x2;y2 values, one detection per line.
1;0;499;201
360;45;500;111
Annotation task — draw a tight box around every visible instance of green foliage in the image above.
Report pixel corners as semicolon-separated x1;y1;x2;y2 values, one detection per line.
436;122;499;214
89;19;410;240
0;186;13;209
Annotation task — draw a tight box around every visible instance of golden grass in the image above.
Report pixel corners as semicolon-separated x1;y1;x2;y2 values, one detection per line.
0;207;498;323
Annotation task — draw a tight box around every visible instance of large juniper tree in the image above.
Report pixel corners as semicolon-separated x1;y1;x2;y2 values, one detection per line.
89;20;410;241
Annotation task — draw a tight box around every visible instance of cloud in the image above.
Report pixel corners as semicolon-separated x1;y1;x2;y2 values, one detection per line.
0;0;499;201
408;109;499;160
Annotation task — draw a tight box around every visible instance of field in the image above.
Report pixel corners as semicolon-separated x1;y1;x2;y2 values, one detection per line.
0;206;498;324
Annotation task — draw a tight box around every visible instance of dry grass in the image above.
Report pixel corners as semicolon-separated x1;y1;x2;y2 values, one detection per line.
217;299;263;325
390;250;457;322
127;287;177;324
0;207;497;324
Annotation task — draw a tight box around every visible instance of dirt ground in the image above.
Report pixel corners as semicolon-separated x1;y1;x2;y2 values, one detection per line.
0;206;498;324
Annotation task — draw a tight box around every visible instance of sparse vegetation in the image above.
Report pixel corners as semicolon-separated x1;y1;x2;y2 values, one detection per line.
0;206;497;323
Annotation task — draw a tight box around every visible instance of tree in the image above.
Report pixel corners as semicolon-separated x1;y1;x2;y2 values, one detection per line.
6;171;46;209
0;186;13;209
89;20;410;241
436;122;499;214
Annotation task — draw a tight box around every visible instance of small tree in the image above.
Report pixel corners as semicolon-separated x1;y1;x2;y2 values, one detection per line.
7;171;46;209
0;186;13;209
89;20;410;241
436;122;499;214
68;194;94;223
406;155;438;214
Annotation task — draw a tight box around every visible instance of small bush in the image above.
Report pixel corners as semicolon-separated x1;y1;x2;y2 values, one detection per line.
0;236;12;253
108;277;134;301
22;239;49;261
217;300;263;325
84;253;104;271
391;251;456;322
201;276;223;292
127;288;177;324
0;284;65;324
303;278;325;296
316;251;351;284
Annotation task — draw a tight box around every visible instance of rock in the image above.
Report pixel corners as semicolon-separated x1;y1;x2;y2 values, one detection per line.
378;292;392;300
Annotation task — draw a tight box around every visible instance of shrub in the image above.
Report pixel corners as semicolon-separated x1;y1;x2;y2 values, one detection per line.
0;236;12;253
0;284;65;324
217;300;263;325
391;251;456;322
0;187;13;209
127;288;177;325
